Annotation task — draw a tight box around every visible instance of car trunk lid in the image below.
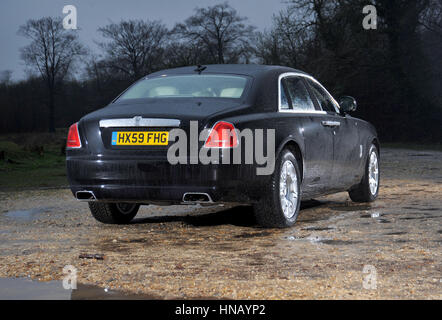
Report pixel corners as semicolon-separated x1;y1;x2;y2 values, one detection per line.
80;98;248;155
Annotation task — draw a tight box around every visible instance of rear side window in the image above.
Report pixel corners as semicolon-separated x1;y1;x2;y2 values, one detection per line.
307;79;339;113
280;85;290;110
283;77;315;111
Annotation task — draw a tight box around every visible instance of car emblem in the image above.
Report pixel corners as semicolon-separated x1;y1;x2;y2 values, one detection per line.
134;116;142;126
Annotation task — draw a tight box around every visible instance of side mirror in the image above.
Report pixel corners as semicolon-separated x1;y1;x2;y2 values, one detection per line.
338;96;357;113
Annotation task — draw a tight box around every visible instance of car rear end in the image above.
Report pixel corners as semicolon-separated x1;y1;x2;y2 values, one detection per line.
66;72;264;205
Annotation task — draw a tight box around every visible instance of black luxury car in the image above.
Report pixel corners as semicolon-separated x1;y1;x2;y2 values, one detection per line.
66;64;380;228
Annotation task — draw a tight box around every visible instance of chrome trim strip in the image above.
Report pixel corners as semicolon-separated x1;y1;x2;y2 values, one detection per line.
278;72;340;114
321;120;341;127
279;109;327;114
99;117;181;128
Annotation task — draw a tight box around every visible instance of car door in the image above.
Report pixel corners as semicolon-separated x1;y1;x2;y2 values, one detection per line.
280;76;334;196
305;79;361;190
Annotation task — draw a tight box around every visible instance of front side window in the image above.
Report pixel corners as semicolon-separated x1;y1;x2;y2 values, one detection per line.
307;79;339;113
117;75;249;101
283;77;315;111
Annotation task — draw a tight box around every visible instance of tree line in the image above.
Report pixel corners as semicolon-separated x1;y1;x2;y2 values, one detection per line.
0;0;441;143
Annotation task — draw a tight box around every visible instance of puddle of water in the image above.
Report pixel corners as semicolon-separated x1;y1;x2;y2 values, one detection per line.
284;235;305;241
399;216;436;220
403;206;441;213
3;207;52;220
320;240;362;245
384;231;408;235
305;235;326;243
284;235;361;246
330;205;372;212
409;153;433;157
302;227;335;231
233;231;272;239
0;278;158;300
359;212;391;223
71;284;159;300
0;277;70;300
285;234;326;243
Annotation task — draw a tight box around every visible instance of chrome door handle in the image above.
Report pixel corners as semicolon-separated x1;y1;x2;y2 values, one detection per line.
321;121;341;127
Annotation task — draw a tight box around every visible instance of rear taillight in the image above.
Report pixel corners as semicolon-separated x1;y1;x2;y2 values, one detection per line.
66;123;82;148
204;121;238;148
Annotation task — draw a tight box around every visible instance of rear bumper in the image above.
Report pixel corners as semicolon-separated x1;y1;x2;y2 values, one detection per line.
66;156;267;204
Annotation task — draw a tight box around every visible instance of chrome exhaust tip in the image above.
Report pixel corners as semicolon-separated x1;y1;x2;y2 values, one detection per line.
75;190;97;201
182;192;213;204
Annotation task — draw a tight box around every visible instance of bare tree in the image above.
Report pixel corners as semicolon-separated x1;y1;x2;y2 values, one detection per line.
261;7;315;66
0;70;12;85
255;2;328;69
173;2;256;64
18;17;85;132
255;29;283;65
163;42;213;68
420;0;442;38
98;20;169;80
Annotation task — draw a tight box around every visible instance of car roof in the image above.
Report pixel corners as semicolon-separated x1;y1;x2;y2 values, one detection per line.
147;64;310;78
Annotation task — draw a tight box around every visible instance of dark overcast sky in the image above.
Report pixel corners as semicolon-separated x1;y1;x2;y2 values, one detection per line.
0;0;287;80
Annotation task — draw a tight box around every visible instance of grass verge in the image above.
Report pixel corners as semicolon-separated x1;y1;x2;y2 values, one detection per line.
0;130;68;191
382;142;442;152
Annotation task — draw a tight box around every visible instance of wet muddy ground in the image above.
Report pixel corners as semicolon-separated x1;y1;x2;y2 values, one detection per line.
0;148;440;299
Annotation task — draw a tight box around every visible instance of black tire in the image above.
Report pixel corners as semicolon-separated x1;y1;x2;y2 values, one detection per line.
253;149;301;228
349;144;380;202
88;202;140;224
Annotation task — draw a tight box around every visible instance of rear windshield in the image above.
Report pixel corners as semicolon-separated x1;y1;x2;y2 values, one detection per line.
117;75;249;101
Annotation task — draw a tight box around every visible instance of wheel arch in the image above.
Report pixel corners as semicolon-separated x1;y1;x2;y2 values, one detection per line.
277;138;304;182
371;137;380;156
